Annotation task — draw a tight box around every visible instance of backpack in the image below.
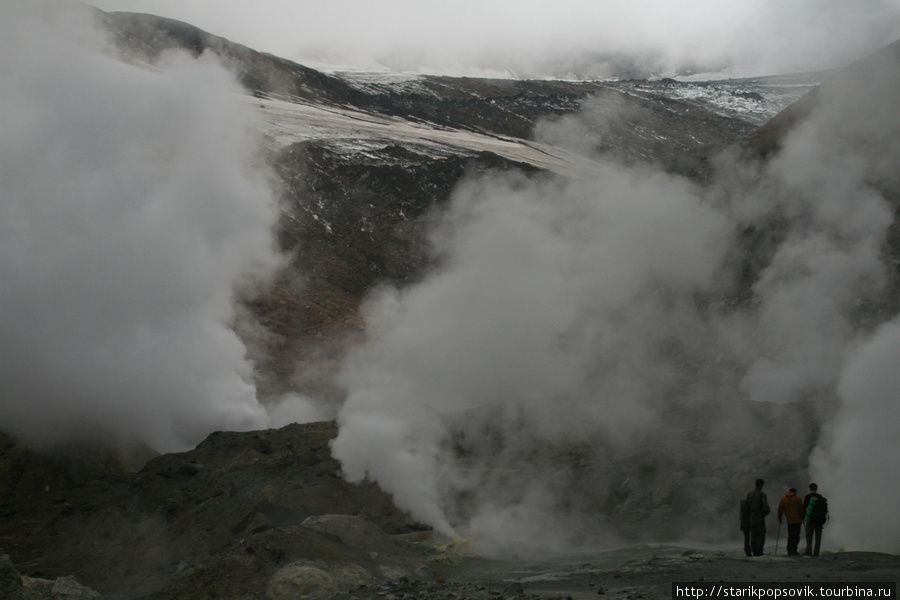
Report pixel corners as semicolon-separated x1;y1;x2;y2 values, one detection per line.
807;495;828;525
809;496;828;525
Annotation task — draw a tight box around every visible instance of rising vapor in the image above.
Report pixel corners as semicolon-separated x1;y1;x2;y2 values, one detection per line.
0;1;288;452
332;43;900;553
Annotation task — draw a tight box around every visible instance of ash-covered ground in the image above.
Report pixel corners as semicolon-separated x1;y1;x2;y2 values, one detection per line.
2;424;899;600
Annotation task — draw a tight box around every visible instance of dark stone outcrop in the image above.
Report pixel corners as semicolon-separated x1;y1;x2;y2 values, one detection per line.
0;424;418;599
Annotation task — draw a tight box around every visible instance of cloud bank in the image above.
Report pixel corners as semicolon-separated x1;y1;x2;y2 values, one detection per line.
88;0;900;78
0;1;305;452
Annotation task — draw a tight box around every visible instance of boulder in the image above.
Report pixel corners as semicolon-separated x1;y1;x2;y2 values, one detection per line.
22;575;102;600
1;548;101;600
0;550;26;600
266;561;372;600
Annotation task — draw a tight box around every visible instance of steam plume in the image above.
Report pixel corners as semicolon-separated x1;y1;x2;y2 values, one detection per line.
0;1;285;452
332;44;900;552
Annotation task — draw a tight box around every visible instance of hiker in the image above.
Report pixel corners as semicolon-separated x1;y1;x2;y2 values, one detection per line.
740;496;752;556
777;487;804;555
803;483;828;556
746;478;770;556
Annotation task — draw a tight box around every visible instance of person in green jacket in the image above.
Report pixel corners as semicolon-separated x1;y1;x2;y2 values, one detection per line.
803;483;828;557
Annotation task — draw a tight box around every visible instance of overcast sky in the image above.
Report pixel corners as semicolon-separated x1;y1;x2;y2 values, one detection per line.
87;0;900;78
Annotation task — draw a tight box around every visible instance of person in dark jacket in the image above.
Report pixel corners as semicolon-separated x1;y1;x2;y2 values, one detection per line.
777;487;805;555
746;478;770;556
803;483;828;556
740;497;751;557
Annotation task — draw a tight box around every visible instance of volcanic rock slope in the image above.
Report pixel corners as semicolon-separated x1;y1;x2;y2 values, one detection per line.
99;11;822;400
4;9;900;600
0;424;430;599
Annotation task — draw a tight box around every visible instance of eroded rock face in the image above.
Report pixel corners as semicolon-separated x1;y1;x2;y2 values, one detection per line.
0;425;419;600
22;576;103;600
1;550;26;600
249;141;540;399
2;547;102;600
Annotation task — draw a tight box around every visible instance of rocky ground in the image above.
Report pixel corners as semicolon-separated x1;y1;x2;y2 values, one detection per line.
4;523;900;600
2;423;898;600
376;546;900;600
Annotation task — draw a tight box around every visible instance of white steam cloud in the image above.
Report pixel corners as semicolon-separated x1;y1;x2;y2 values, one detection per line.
332;45;900;552
333;167;734;546
810;318;900;553
0;1;314;452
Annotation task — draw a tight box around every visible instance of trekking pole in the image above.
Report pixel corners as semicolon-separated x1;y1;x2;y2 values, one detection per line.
774;521;782;556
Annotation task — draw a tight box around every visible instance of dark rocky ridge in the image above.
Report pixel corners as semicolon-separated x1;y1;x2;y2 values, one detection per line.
97;11;776;400
99;11;352;106
250;143;542;399
98;11;759;157
746;38;900;159
0;424;423;599
95;13;818;400
99;11;612;140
